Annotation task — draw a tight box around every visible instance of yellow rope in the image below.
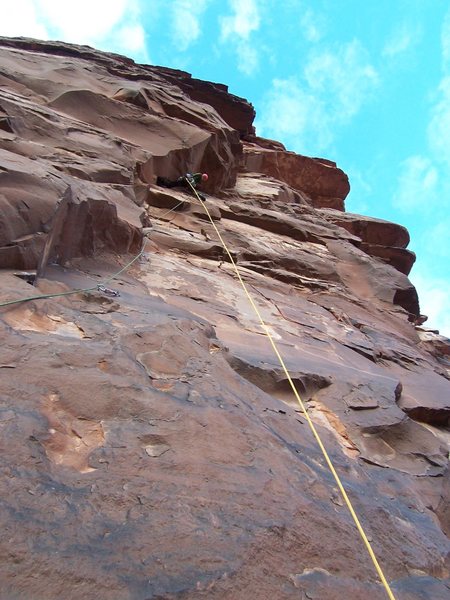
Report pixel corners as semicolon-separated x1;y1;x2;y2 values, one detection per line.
1;179;396;597
188;181;396;600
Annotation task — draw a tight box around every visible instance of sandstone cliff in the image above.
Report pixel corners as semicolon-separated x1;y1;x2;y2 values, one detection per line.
0;37;449;600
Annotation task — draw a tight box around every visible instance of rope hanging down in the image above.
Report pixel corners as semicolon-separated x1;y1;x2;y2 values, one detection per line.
187;180;397;600
0;198;185;309
1;182;396;598
0;241;148;308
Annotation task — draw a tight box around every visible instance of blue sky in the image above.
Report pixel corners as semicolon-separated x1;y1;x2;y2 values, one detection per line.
2;0;449;335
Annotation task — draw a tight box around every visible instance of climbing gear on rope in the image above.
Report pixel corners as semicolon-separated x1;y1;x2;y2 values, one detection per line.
0;198;184;309
96;284;120;297
0;242;147;309
186;179;397;600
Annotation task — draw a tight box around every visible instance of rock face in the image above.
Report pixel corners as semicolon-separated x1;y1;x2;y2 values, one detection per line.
319;208;416;275
243;138;350;210
0;37;449;600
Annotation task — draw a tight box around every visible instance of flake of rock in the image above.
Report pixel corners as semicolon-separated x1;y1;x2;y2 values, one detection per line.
145;443;170;457
242;142;350;209
345;393;379;410
397;370;450;426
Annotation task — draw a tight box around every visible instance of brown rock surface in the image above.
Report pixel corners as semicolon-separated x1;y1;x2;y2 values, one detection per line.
319;208;416;275
242;140;350;210
0;37;449;600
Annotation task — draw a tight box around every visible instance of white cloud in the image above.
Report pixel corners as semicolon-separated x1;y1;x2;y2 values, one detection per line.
410;272;450;337
116;24;147;55
219;0;260;74
304;40;379;120
171;0;208;52
35;0;132;43
392;155;439;212
427;76;450;165
220;0;260;41
300;8;325;43
236;41;259;75
0;0;48;39
396;15;450;339
257;40;378;152
424;9;450;167
0;0;148;62
255;78;331;153
382;23;418;58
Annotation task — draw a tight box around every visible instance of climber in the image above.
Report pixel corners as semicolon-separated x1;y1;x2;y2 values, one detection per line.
156;172;208;200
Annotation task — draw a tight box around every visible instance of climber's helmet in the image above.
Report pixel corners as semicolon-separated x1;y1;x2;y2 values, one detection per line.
202;173;209;182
